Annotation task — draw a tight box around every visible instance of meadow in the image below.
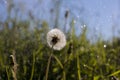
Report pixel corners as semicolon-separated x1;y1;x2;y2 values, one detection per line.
0;0;120;79
0;19;120;80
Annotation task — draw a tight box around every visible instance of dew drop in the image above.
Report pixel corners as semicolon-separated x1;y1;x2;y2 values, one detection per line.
83;24;86;28
73;20;76;24
81;25;86;29
83;64;86;67
80;26;83;29
104;44;107;48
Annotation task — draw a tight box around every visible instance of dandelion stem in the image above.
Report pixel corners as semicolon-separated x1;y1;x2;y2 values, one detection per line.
45;45;54;80
45;53;52;80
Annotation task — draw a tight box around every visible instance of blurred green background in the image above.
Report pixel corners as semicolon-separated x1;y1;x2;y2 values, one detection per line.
0;0;120;80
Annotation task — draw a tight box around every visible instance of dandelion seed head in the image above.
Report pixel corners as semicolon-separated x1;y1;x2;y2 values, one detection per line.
47;28;66;50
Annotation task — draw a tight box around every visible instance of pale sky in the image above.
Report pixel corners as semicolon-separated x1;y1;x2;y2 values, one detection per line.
0;0;120;40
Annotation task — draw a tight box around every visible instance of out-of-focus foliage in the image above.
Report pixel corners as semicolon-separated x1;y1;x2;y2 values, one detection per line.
0;18;120;80
0;1;120;80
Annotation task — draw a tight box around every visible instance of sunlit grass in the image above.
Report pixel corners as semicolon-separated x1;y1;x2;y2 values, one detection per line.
0;20;120;80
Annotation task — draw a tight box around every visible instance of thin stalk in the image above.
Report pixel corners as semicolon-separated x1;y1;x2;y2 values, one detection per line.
45;53;52;80
62;70;66;80
30;52;36;80
11;50;18;80
77;54;81;80
92;66;95;80
30;46;41;80
6;66;10;80
45;45;54;80
53;55;66;80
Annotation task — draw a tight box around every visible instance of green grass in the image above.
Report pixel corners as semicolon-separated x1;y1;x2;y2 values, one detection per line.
0;20;120;80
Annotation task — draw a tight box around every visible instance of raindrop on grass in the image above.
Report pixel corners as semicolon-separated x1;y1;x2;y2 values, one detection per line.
73;20;76;24
83;25;86;28
81;24;86;29
83;64;87;67
104;44;107;48
83;24;86;27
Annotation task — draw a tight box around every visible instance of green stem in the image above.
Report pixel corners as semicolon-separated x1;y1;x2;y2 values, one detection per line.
30;52;35;80
45;53;52;80
53;55;63;68
45;45;54;80
30;46;42;80
63;71;66;80
77;55;81;80
53;55;66;80
6;66;10;80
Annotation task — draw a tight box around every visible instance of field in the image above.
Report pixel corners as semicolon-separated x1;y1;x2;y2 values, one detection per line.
0;20;120;80
0;0;120;79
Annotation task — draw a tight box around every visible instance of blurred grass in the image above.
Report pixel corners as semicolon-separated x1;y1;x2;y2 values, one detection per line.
0;1;120;78
0;19;120;80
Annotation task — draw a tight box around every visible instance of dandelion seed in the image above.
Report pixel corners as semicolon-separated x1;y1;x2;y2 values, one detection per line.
47;28;66;50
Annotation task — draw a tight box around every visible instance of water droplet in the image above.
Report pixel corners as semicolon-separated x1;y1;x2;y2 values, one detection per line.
80;26;83;29
73;20;76;24
80;25;86;29
83;24;86;28
104;44;107;48
83;64;86;67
